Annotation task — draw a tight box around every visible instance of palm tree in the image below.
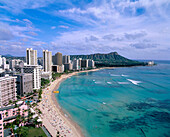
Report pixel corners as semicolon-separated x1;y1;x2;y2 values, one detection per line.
17;127;22;137
9;100;12;104
33;117;38;127
5;112;8;117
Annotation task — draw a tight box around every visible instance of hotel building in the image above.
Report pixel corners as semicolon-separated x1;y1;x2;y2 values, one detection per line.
88;60;95;68
52;65;64;73
52;52;62;65
15;65;41;90
9;59;23;70
73;59;79;70
0;101;28;137
0;76;17;107
14;73;33;96
26;48;37;65
43;50;52;72
64;63;73;71
62;55;70;64
81;59;89;68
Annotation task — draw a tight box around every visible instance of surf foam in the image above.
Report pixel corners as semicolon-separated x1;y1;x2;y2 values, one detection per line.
127;79;142;85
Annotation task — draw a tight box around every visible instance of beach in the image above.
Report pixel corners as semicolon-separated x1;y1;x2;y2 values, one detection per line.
37;68;106;137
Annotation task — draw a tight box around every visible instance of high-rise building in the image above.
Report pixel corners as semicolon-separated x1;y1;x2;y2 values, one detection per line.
73;59;79;70
88;60;95;68
52;52;62;65
0;55;2;67
62;55;70;64
26;48;37;65
10;59;22;70
64;63;73;71
15;73;33;96
2;57;6;70
43;50;52;72
81;59;89;68
15;65;41;90
0;76;17;106
52;65;64;73
78;58;82;70
0;68;5;77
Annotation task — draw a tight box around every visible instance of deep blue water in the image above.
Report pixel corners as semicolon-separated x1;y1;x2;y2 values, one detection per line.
56;60;170;137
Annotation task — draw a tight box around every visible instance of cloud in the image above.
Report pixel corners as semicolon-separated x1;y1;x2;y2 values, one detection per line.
51;26;56;29
0;41;26;56
0;0;56;13
124;31;147;40
59;25;69;29
32;41;46;46
23;19;32;25
0;27;14;40
130;42;158;49
86;35;98;42
103;34;115;40
0;0;170;59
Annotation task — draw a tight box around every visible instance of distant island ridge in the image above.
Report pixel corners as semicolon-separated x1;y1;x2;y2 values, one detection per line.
2;52;147;67
70;52;147;67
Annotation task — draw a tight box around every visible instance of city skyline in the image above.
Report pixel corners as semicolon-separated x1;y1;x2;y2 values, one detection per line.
0;0;170;60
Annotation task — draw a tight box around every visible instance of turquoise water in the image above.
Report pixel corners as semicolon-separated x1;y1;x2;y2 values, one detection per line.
56;61;170;137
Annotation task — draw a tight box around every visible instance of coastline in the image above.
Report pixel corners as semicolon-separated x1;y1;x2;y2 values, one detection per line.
38;67;109;137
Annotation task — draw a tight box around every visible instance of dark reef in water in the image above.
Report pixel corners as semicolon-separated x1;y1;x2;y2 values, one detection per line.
126;99;170;112
126;102;154;111
108;110;170;134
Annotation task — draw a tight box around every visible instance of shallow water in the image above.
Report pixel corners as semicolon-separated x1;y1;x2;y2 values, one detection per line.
56;60;170;137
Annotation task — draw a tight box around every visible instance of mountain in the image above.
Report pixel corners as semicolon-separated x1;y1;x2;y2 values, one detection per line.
70;52;146;67
3;54;14;57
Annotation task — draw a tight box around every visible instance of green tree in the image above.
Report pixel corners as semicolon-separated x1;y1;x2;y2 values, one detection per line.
16;126;29;137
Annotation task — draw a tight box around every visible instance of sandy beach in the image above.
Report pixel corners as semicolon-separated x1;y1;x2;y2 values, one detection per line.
37;68;108;137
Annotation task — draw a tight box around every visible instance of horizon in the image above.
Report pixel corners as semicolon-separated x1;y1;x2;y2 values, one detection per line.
0;0;170;60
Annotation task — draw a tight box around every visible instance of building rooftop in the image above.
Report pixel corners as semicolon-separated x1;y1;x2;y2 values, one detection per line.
0;101;24;111
4;128;12;137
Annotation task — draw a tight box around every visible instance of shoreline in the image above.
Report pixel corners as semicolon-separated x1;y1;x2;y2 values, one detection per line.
38;67;109;137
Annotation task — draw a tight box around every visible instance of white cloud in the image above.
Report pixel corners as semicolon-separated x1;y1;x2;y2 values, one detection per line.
59;25;69;29
51;26;56;29
0;0;56;13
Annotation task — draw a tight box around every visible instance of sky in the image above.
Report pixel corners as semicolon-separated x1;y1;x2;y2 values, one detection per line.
0;0;170;60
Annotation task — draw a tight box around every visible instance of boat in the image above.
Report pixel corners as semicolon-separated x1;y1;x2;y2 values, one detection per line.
53;91;59;93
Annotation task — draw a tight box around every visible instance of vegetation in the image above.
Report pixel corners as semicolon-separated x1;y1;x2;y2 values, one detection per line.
41;78;50;87
38;89;43;99
16;126;29;137
52;72;63;80
70;52;147;67
16;95;21;99
15;126;46;137
27;127;47;137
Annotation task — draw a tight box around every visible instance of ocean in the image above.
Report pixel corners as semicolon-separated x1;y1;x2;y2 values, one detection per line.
56;60;170;137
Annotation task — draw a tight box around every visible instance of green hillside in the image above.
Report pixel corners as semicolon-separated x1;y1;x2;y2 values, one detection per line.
70;52;146;67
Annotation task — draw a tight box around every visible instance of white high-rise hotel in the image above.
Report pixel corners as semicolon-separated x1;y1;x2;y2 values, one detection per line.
26;48;37;65
23;48;41;89
0;76;17;106
43;50;52;72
